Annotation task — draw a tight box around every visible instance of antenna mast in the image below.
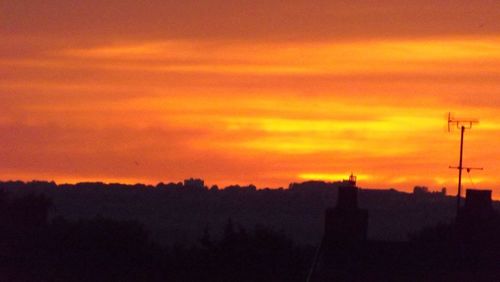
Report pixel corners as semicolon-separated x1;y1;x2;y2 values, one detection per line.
447;113;481;217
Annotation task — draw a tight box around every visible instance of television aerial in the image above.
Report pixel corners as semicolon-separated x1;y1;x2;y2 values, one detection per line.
447;113;482;216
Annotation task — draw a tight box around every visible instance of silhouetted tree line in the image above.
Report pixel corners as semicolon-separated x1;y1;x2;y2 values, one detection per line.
0;180;478;247
0;191;313;281
166;220;314;282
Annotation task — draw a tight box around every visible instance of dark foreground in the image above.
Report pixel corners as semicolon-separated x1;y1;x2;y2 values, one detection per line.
1;181;500;281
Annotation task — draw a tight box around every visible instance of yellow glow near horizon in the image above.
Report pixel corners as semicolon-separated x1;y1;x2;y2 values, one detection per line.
298;173;373;182
1;33;500;196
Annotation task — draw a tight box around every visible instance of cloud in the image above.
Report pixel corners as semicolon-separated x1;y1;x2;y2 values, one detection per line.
1;2;500;193
2;1;500;42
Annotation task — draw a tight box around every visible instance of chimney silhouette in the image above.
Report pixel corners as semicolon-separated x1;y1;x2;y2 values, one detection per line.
465;189;492;212
457;189;494;225
324;185;368;246
336;185;358;210
456;188;495;234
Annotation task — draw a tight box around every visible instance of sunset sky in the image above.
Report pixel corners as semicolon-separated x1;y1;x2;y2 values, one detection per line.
1;1;500;196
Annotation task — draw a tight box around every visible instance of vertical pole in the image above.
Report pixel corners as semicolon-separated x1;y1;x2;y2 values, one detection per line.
456;125;465;216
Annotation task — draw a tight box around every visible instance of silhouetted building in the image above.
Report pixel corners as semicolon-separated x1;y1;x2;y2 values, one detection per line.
464;189;492;212
324;185;368;245
340;173;357;188
309;186;500;282
413;185;447;198
308;185;369;282
457;189;497;235
457;189;496;228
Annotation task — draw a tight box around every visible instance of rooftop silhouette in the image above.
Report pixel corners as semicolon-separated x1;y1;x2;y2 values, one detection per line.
308;183;500;282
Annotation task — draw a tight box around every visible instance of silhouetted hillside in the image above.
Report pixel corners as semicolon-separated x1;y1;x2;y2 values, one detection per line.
2;181;500;281
2;180;496;247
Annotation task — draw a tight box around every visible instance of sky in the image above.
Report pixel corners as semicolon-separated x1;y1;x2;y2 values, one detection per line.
1;1;500;196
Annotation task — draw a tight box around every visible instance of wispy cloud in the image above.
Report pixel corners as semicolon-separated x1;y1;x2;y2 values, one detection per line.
1;2;499;194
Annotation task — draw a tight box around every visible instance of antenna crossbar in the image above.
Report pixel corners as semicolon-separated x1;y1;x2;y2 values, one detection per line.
449;166;483;172
447;113;479;131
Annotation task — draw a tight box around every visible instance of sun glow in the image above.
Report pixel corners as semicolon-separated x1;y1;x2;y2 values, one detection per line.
298;173;373;182
2;31;500;195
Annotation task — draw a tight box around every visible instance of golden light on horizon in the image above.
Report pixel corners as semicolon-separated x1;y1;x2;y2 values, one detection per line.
298;173;373;182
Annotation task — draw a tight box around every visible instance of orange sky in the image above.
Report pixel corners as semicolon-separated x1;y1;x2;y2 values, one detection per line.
1;1;500;196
